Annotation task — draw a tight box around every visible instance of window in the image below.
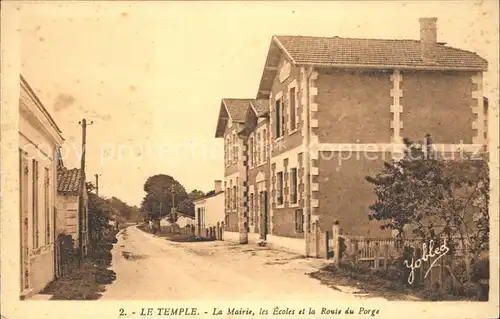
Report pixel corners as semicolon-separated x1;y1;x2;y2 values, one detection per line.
256;132;261;164
290;168;298;204
249;137;254;167
263;129;268;161
275;99;284;138
295;209;304;232
232;134;238;163
289;87;297;131
254;193;259;223
32;159;39;249
226;187;231;209
276;171;284;205
232;186;237;209
224;137;229;166
44;167;50;245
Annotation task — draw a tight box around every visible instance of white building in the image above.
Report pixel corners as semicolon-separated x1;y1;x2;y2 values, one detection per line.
159;211;195;229
19;75;64;298
193;180;224;237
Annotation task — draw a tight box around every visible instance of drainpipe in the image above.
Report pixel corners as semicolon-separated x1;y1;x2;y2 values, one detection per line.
303;66;314;256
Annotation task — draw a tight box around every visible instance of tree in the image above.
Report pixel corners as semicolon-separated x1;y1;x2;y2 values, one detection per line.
107;197;141;221
365;137;489;280
87;192;113;245
176;189;205;217
140;174;189;225
86;181;96;193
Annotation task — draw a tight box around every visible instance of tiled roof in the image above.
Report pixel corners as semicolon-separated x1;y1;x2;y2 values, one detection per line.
194;190;224;202
274;35;488;70
250;100;269;117
57;168;81;195
222;99;254;122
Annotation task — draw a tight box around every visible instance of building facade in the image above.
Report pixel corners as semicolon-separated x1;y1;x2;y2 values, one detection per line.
215;17;488;254
19;75;64;298
56;167;89;252
193;180;225;237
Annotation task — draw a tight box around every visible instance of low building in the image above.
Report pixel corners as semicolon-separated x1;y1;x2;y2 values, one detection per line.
193;180;224;237
19;75;64;298
159;211;195;231
55;167;89;253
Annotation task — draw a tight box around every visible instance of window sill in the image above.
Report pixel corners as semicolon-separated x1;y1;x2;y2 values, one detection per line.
289;202;300;208
275;136;285;142
289;128;299;136
275;204;285;209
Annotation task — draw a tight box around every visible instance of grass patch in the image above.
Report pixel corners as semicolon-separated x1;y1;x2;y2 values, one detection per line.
309;263;489;301
41;229;118;300
308;264;421;301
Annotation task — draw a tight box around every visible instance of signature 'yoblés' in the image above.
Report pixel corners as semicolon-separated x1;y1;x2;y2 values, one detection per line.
404;239;450;284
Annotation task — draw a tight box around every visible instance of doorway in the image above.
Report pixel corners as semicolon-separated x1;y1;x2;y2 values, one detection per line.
259;191;268;240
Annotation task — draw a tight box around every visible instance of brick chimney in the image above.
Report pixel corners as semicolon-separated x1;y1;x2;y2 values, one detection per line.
214;180;222;193
419;17;438;62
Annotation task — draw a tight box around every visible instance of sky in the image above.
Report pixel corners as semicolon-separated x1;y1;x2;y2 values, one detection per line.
19;0;499;207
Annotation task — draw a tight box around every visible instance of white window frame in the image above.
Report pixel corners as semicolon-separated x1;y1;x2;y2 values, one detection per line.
288;80;298;135
274;91;284;140
232;133;238;164
263;128;268;164
276;171;284;208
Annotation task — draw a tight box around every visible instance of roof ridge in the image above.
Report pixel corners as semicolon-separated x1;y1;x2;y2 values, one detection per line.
222;98;255;101
274;34;421;42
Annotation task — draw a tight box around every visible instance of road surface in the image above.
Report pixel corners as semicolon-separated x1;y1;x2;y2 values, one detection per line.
100;226;362;300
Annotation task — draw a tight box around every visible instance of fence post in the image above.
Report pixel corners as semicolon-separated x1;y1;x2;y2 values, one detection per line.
324;231;329;259
313;221;320;258
353;240;359;264
383;244;389;271
374;243;380;269
332;221;340;264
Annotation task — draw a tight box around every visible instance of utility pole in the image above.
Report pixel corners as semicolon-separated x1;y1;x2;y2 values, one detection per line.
170;185;176;214
78;118;93;265
94;173;101;197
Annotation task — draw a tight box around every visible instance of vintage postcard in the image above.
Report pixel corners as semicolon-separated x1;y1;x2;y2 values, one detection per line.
1;1;499;318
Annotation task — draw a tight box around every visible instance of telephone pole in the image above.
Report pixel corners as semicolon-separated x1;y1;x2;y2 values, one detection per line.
94;173;101;197
78;118;93;265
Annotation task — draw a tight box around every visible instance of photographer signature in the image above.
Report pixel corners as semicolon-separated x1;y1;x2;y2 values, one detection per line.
404;238;450;284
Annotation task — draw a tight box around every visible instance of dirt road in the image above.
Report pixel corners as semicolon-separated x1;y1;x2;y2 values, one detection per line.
100;226;363;300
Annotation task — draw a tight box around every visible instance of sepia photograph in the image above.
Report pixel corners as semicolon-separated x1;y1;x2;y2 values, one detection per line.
1;1;498;318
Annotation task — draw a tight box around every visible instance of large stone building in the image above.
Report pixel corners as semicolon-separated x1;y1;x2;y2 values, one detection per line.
215;17;488;254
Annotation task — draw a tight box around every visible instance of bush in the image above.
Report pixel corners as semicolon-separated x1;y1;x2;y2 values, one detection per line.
471;252;489;282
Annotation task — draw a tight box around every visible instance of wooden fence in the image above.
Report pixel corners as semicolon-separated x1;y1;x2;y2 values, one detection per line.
302;220;473;290
326;221;472;289
196;222;225;241
160;222;225;241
